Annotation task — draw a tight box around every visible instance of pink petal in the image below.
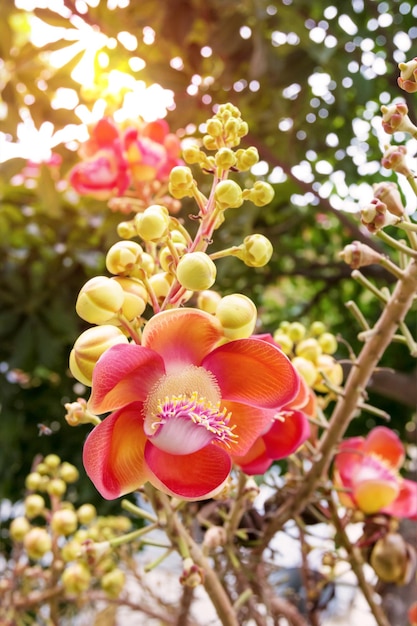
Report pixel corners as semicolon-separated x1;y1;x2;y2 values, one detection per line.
83;402;150;500
263;409;311;460
334;437;365;486
88;344;165;414
222;401;275;456
142;308;224;371
144;442;232;500
382;479;417;519
363;426;405;469
202;338;299;408
234;437;273;475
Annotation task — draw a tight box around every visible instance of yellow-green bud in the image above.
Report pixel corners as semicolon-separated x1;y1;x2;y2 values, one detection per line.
180;557;204;588
159;242;187;272
295;338;322;362
169;229;188;245
61;539;82;562
62;562;91;595
110;276;147;321
182;144;202;164
76;276;124;324
77;504;97;525
24;527;52;560
101;568;126;598
206;118;223;137
44;454;61;470
59;462;80;484
134;205;170;242
314;354;343;392
176;252;217;291
291;356;317;387
310;321;326;336
24;494;46;519
116;220;137;239
272;331;293;355
287;322;306;343
215;147;237;169
51;509;78;536
168;165;195;199
318;332;338;355
214;180;243;210
9;516;31;542
215;293;257;339
46;478;67;497
235;147;259;171
238;234;273;267
25;472;43;491
106;240;143;275
237;120;249;138
203;135;218;151
243;181;274;207
69;325;129;386
197;289;222;314
148;272;173;302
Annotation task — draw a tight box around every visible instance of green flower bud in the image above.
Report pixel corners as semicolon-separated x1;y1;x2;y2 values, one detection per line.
9;516;31;542
318;332;338;355
215;293;257;340
134;205;170;242
61;539;82;562
69;325;129;386
24;527;52;560
24;494;46;519
59;462;80;484
25;472;43;491
214;180;243;210
182;144;203;164
310;321;326;336
287;322;306;343
203;135;218;150
291;356;317;387
206;118;223;137
76;276;125;324
197;289;222;314
46;478;67;497
77;504;97;525
62;562;91;595
295;338;322;362
168;165;195;198
235;147;259;171
106;240;143;275
176;252;217;291
243;181;275;206
215;147;237;169
238;234;273;267
43;454;61;470
101;568;126;598
110;276;147;321
51;509;78;536
116;220;137;239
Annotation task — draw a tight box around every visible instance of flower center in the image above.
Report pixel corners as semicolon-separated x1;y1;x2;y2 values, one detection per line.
143;365;237;455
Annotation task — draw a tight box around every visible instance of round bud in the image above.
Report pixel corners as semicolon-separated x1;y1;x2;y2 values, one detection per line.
318;332;338;355
59;462;80;484
101;568;126;598
239;234;273;267
168;166;194;199
197;289;222;314
235;147;259;171
159;243;187;272
272;331;293;355
203;135;218;151
314;354;343;392
25;472;43;491
243;181;275;206
139;251;156;277
69;325;129;386
106;240;143;275
215;147;237;169
24;494;46;519
110;276;147;320
43;454;61;470
291;356;317;387
295;338;322;362
24;527;52;560
46;478;67;497
61;539;82;562
77;504;97;525
206;118;223;137
9;516;31;542
148;272;173;303
215;293;257;339
176;252;217;291
287;322;306;343
182;144;202;164
134;205;170;242
370;534;411;583
203;526;227;551
116;220;137;239
51;509;78;536
310;321;326;336
62;562;91;595
214;180;243;210
76;276;124;324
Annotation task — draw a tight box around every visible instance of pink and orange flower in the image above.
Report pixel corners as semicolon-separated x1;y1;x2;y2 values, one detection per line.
82;308;302;500
334;426;417;518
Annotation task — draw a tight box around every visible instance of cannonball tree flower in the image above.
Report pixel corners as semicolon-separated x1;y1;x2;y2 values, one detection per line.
333;426;417;518
83;308;300;500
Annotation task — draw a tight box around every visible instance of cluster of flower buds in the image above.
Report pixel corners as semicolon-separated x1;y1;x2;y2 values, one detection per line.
272;321;343;392
69;105;275;387
4;454;130;617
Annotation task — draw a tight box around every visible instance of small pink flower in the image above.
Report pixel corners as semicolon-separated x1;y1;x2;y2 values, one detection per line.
83;308;300;500
334;427;417;518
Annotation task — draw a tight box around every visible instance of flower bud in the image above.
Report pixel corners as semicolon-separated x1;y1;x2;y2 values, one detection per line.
215;147;237;169
101;568;126;598
235;147;259;171
381;144;412;177
168;165;195;198
206;118;223;137
295;338;322;362
62;562;91;595
111;276;147;320
197;289;222;314
291;356;317;387
272;331;293;355
69;325;129;386
134;204;170;242
76;276;125;324
203;526;227;551
106;240;143;275
179;557;205;588
215;293;257;339
310;321;326;336
203;135;218;150
242;181;275;206
287;322;306;343
25;472;43;491
340;241;384;269
9;516;31;542
214;180;243;210
46;478;67;497
182;143;202;164
159;242;187;272
397;57;417;93
360;198;399;233
238;234;273;267
51;509;78;536
64;398;99;427
314;354;343;392
148;272;173;302
77;504;97;525
381;102;417;136
59;462;80;484
116;219;137;239
44;454;61;470
24;527;52;560
373;181;405;217
176;252;217;291
25;494;46;519
318;332;338;355
370;533;416;584
61;539;82;562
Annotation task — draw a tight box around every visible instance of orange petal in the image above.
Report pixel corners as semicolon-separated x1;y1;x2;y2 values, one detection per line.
83;402;150;499
144;442;231;500
142;308;224;371
363;426;405;469
202;338;299;408
222;402;274;456
88;344;165;414
263;409;310;460
334;437;364;485
233;437;273;475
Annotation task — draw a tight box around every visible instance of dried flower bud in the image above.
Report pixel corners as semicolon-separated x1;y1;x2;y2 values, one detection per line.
397;57;417;93
176;252;217;291
370;533;416;584
69;325;128;386
76;276;125;324
24;527;52;560
340;241;384;268
373;181;405;217
215;293;257;340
